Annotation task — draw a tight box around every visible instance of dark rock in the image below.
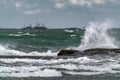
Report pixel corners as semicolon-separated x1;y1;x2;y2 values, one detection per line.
57;50;81;56
57;48;120;56
83;48;120;56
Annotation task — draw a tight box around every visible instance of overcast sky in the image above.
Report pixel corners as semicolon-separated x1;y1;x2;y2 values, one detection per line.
0;0;120;28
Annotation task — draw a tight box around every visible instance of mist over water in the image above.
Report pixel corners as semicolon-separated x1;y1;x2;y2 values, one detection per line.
77;20;118;50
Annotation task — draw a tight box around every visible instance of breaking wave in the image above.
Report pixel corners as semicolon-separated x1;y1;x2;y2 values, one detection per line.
0;45;57;56
1;56;120;77
77;20;117;50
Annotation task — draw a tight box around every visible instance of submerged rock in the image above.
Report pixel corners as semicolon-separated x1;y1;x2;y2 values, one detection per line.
57;48;120;56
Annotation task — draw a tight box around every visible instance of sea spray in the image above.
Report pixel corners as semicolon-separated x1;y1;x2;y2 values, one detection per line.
77;20;117;50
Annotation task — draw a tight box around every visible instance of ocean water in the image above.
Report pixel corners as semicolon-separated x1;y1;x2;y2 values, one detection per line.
1;21;120;80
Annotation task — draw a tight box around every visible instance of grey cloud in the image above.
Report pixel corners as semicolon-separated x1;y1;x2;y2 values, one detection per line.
52;0;119;8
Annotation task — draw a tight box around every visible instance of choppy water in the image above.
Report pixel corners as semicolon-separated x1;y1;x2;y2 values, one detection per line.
1;21;120;80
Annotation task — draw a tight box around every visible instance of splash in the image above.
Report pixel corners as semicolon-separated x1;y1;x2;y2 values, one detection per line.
77;20;117;50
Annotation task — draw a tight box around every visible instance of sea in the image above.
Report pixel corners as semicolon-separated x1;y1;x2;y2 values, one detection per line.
1;21;120;80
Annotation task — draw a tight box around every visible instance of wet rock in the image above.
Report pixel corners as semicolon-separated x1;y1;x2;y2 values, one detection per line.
57;48;120;56
83;48;120;56
57;50;81;56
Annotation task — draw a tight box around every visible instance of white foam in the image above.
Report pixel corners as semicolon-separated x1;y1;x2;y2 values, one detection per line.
0;45;26;55
77;20;117;50
0;56;94;64
0;45;57;56
64;71;104;75
1;56;120;76
62;61;120;75
29;50;58;56
64;30;74;33
70;35;76;37
0;56;98;77
9;34;21;36
23;32;36;36
0;66;62;77
9;32;36;37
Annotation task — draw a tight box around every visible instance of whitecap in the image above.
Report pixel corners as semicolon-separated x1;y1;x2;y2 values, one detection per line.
64;30;74;33
70;35;76;37
9;34;21;37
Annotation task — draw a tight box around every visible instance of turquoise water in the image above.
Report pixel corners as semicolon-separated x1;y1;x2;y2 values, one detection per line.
0;29;83;52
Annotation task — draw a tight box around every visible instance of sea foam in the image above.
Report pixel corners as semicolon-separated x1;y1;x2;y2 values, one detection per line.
0;66;62;77
1;56;120;76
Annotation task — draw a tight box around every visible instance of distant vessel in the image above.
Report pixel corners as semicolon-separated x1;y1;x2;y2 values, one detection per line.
22;23;47;30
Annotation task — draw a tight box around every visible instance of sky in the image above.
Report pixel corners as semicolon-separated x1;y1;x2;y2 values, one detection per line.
0;0;120;28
